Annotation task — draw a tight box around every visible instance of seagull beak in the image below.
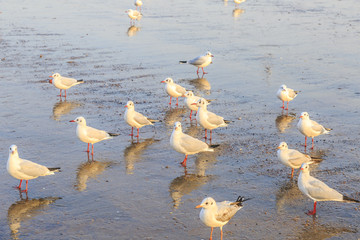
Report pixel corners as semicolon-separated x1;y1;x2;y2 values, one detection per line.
175;127;178;130
211;55;214;57
69;120;76;122
11;151;15;155
49;79;52;84
161;81;165;83
49;75;53;78
195;205;203;209
277;146;281;149
125;105;128;108
300;116;303;118
191;103;197;105
300;168;304;171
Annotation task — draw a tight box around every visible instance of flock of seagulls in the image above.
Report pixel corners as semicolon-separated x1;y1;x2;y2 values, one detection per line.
5;0;359;239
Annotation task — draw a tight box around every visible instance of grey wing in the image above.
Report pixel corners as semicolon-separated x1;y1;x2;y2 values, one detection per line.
133;111;152;125
287;150;311;167
180;134;209;153
189;55;206;66
215;201;240;222
307;178;343;201
19;159;50;177
287;88;297;98
61;77;77;87
86;126;109;140
310;120;325;133
207;112;225;126
175;84;186;94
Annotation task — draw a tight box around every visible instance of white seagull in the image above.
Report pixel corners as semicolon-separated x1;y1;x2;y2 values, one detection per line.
49;73;84;98
194;98;229;140
297;112;331;149
124;101;158;138
7;145;60;192
277;142;322;178
134;0;143;11
196;196;251;240
125;9;142;24
276;84;299;110
179;51;214;75
183;91;203;119
70;116;119;155
161;77;186;106
170;122;217;167
234;0;246;7
298;162;359;215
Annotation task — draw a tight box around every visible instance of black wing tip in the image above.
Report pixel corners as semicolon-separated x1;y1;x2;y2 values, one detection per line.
224;120;232;123
48;167;61;172
210;144;220;148
179;61;187;64
235;196;253;206
343;195;360;203
109;133;120;137
77;79;84;83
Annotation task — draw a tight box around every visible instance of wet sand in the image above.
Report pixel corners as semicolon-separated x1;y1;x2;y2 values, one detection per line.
0;0;360;239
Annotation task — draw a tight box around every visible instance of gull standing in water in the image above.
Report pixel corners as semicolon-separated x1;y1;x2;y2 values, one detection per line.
70;116;119;155
297;112;331;149
276;84;299;110
196;196;251;240
124;101;159;138
134;0;142;11
179;51;214;75
170;122;217;167
7;145;60;192
298;162;359;215
49;73;84;98
183;91;203;119
277;142;322;178
161;78;186;106
194;98;229;140
125;9;142;25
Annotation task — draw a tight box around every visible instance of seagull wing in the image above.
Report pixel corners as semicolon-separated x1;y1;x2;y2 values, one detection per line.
179;133;209;153
207;111;226;126
19;159;51;177
61;77;78;87
85;126;110;141
287;149;311;167
133;111;152;126
215;201;240;222
189;55;207;66
306;177;343;201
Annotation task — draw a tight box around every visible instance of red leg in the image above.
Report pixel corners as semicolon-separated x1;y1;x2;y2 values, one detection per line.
220;227;223;240
180;155;188;166
311;138;314;149
281;101;284;109
14;179;22;189
86;143;90;153
210;227;213;240
135;128;139;138
204;129;207;139
285;101;289;110
58;89;62;97
304;136;307;148
91;144;94;155
176;97;179;106
202;67;208;74
129;127;134;136
64;89;67;98
195;111;197;116
210;130;212;140
307;201;317;215
169;96;172;105
189;110;192;119
290;168;294;178
21;180;29;193
197;68;200;74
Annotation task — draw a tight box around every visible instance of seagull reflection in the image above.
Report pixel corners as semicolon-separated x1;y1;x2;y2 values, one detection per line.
52;99;81;121
75;160;112;191
275;113;296;133
232;8;245;17
164;107;187;126
7;196;61;240
297;220;356;239
184;121;202;137
127;25;141;37
124;138;159;174
275;179;304;213
188;77;211;94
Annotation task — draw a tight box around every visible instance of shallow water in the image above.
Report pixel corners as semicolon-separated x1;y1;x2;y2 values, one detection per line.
0;0;360;239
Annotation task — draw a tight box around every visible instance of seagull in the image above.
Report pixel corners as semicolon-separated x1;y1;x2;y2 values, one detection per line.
277;142;322;178
183;91;203;119
170;122;217;167
49;73;84;98
70;116;119;155
196;196;251;240
134;0;142;11
179;51;214;75
234;0;246;7
125;9;142;24
7;145;60;192
298;162;360;215
124;101;159;138
276;84;299;110
297;112;331;149
161;78;186;106
193;98;229;140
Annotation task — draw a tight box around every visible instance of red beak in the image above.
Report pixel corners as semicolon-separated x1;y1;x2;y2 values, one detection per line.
125;105;128;108
211;55;214;57
300;116;303;118
191;103;197;105
161;81;165;83
49;75;53;78
69;120;75;122
300;168;304;170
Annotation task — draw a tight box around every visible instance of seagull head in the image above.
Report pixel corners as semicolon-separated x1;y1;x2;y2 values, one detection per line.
299;112;309;120
196;197;216;209
9;145;18;156
183;91;194;98
174;122;182;131
192;98;209;108
205;51;214;58
161;78;173;84
277;142;288;150
280;84;287;91
70;116;86;126
125;101;135;109
300;162;311;172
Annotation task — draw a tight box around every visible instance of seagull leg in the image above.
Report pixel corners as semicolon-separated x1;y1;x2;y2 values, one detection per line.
304;136;307;148
281;101;284;109
14;179;23;189
21;180;28;193
202;67;208;74
306;201;317;215
197;68;200;75
58;89;62;97
311;138;314;149
220;226;223;240
129;127;134;136
209;227;213;240
86;143;90;153
285;101;289;110
180;155;188;167
64;90;67;98
290;168;294;178
135;128;139;138
189;110;192;119
210;130;212;140
91;144;94;156
169;96;172;105
176;97;179;106
204;129;207;139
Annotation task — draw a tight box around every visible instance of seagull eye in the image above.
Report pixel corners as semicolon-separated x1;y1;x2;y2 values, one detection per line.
205;202;208;205
211;202;213;205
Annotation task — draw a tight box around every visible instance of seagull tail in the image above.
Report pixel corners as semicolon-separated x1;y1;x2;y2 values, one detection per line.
224;120;232;124
210;144;220;149
232;196;253;207
343;195;360;203
108;132;120;137
48;167;61;173
148;118;161;123
77;79;84;83
179;61;187;64
310;156;323;163
325;127;332;132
